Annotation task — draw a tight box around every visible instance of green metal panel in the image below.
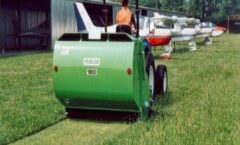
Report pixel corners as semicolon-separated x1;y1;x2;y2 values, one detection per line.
53;33;150;114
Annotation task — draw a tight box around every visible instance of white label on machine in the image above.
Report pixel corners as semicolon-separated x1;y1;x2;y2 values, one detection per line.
83;58;100;66
88;29;101;40
87;69;98;76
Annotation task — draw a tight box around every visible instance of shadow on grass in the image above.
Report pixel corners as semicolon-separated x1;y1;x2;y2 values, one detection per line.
196;41;206;46
172;47;191;54
66;109;139;123
150;109;173;121
0;50;51;59
158;91;174;107
148;91;174;121
66;92;175;123
65;93;175;123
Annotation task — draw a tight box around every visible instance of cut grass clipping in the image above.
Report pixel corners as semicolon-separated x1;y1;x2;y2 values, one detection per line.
1;34;240;145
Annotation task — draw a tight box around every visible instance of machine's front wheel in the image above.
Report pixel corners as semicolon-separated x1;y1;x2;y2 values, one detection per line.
145;53;156;102
155;65;168;95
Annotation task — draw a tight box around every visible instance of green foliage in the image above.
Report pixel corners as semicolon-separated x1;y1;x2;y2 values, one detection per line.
110;0;157;8
160;0;185;11
110;0;240;21
161;0;240;21
139;0;157;7
208;0;240;21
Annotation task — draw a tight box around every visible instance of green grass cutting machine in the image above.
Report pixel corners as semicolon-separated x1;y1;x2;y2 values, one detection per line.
53;0;168;119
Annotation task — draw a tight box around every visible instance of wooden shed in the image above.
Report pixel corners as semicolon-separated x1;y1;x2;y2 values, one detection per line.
229;14;240;33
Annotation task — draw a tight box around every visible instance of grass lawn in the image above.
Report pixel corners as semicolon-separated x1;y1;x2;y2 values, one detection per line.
1;34;240;145
0;52;65;145
10;119;129;145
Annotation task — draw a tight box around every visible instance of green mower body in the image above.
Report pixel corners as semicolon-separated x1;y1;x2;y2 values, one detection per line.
53;33;152;117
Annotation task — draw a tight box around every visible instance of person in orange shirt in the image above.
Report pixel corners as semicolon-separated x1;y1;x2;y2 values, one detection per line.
116;0;136;33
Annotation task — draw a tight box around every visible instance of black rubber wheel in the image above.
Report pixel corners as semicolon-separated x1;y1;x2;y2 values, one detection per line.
145;52;156;102
155;65;168;95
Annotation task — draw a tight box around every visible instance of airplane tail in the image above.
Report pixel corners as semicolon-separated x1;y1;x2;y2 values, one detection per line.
74;2;96;32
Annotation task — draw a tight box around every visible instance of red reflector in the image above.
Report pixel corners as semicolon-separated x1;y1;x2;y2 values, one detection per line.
127;68;132;75
54;65;58;72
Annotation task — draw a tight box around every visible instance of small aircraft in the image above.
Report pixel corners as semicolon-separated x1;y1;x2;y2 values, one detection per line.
196;22;226;45
196;21;214;45
152;13;198;52
140;16;172;47
199;22;226;37
74;2;172;47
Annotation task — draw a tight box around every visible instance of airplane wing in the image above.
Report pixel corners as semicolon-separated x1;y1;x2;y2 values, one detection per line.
151;13;175;28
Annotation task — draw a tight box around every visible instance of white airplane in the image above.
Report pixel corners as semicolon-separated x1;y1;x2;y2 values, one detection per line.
196;21;214;45
211;25;226;37
152;13;198;52
196;22;226;45
140;16;172;47
74;2;172;47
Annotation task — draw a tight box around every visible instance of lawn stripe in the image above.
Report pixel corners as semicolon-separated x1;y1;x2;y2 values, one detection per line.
10;119;129;145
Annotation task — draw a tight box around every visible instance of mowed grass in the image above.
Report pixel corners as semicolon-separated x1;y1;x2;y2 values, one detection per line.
10;119;129;145
2;34;240;145
0;52;65;145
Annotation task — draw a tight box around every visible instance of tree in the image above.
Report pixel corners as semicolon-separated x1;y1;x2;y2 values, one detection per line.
109;0;240;22
210;0;240;21
184;0;240;22
159;0;186;12
136;0;157;7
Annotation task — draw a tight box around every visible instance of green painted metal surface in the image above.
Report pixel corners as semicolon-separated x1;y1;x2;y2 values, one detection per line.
53;33;151;116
